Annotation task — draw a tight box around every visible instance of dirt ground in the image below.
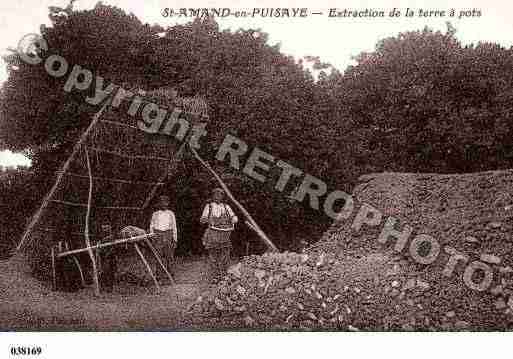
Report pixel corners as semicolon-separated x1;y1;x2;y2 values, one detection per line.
0;254;210;330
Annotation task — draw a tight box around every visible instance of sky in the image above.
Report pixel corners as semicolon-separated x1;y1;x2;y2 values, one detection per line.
1;0;513;167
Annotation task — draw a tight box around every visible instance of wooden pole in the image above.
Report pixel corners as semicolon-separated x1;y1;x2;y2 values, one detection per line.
141;100;206;210
189;147;278;252
51;246;57;291
84;148;100;296
144;238;175;284
142;141;187;209
72;256;86;287
56;233;157;258
245;220;256;232
63;241;86;287
18;100;111;251
133;243;160;291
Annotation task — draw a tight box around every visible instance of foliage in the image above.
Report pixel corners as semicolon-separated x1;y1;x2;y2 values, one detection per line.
1;4;513;254
321;26;513;174
0;168;38;258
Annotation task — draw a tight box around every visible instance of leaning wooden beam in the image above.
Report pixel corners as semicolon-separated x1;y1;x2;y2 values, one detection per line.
17;100;111;251
51;246;57;291
141;99;207;209
189;147;278;252
65;172;165;186
64;241;86;287
142;141;186;209
142;113;200;209
72;256;86;287
142;165;173;209
245;220;257;232
133;243;160;291
57;233;157;258
144;237;175;285
84;148;100;296
141;98;207;209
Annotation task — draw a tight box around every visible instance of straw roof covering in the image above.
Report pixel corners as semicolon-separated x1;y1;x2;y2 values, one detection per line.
19;89;208;280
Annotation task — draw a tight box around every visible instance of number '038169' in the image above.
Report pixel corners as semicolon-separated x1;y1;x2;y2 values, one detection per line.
10;347;42;356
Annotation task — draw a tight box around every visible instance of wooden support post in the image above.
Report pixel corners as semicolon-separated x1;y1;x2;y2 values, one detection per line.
244;220;256;232
51;246;57;291
190;147;278;252
142;111;204;210
18;100;111;251
63;241;86;287
134;243;160;292
84;148;101;296
144;238;175;285
142;141;187;209
72;256;86;287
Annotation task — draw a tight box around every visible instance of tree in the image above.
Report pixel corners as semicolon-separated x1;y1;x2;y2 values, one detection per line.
0;3;331;253
324;24;513;173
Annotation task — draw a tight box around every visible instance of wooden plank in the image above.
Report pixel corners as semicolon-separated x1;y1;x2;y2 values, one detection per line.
99;205;142;211
17;100;111;251
57;233;157;258
190;147;278;252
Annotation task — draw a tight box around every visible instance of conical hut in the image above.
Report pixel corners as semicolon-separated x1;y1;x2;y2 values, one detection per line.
17;88;209;293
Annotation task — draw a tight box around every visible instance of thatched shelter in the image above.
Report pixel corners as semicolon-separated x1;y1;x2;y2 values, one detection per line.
17;89;209;293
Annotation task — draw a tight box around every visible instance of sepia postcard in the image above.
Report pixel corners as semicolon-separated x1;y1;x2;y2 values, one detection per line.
0;0;511;357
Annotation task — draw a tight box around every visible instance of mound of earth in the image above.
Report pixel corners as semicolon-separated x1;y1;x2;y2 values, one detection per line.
184;170;513;330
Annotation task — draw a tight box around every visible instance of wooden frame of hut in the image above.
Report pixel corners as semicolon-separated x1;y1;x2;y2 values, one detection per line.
15;89;276;296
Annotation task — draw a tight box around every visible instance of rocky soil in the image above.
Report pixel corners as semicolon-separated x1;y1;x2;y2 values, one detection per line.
183;170;513;330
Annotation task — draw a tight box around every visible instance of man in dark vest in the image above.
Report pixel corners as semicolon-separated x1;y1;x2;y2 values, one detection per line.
200;188;238;283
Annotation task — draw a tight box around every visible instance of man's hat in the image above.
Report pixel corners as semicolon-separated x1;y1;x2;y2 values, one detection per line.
158;195;170;203
212;187;224;195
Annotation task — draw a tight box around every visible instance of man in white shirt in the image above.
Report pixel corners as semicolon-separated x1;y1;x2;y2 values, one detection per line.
150;195;178;281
